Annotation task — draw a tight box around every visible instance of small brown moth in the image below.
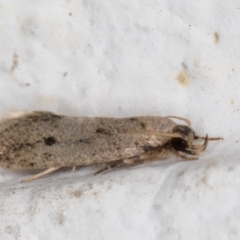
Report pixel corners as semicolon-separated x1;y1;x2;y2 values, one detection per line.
0;111;222;182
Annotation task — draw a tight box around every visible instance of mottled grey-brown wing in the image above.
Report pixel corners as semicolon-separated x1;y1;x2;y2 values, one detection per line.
0;112;175;169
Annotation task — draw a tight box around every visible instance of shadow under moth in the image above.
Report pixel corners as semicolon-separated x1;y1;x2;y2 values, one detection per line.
0;111;222;182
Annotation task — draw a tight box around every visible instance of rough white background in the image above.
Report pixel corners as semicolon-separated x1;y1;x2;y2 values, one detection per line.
0;0;239;239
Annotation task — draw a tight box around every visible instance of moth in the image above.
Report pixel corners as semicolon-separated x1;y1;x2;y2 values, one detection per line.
0;111;222;182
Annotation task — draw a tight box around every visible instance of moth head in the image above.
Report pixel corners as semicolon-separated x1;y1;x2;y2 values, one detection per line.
170;125;208;156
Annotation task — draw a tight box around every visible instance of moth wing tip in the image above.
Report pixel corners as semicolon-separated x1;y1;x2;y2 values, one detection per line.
3;110;31;119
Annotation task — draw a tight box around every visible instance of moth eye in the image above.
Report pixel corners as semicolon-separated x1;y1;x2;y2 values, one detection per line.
171;138;188;151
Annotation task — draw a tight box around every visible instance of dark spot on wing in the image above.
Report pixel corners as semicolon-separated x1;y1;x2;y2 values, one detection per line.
129;118;138;121
79;139;91;144
142;146;155;152
96;128;111;135
44;136;56;146
25;143;33;147
43;152;53;157
129;118;146;129
12;143;33;152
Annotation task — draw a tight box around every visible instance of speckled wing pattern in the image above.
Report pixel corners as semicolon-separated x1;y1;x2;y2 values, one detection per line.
0;112;176;169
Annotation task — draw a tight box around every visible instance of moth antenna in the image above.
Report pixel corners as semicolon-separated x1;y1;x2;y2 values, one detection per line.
165;116;191;127
195;136;223;141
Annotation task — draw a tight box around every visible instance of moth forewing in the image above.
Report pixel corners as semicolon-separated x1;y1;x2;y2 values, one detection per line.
0;111;222;182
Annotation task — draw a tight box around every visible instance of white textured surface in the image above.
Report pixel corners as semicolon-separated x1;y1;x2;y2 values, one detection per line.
0;1;239;239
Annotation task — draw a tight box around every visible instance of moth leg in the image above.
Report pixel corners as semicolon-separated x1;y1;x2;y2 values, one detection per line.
94;160;126;175
94;155;142;175
116;149;168;170
72;166;76;171
122;158;153;168
21;167;60;182
122;149;168;168
95;149;169;175
170;150;198;161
